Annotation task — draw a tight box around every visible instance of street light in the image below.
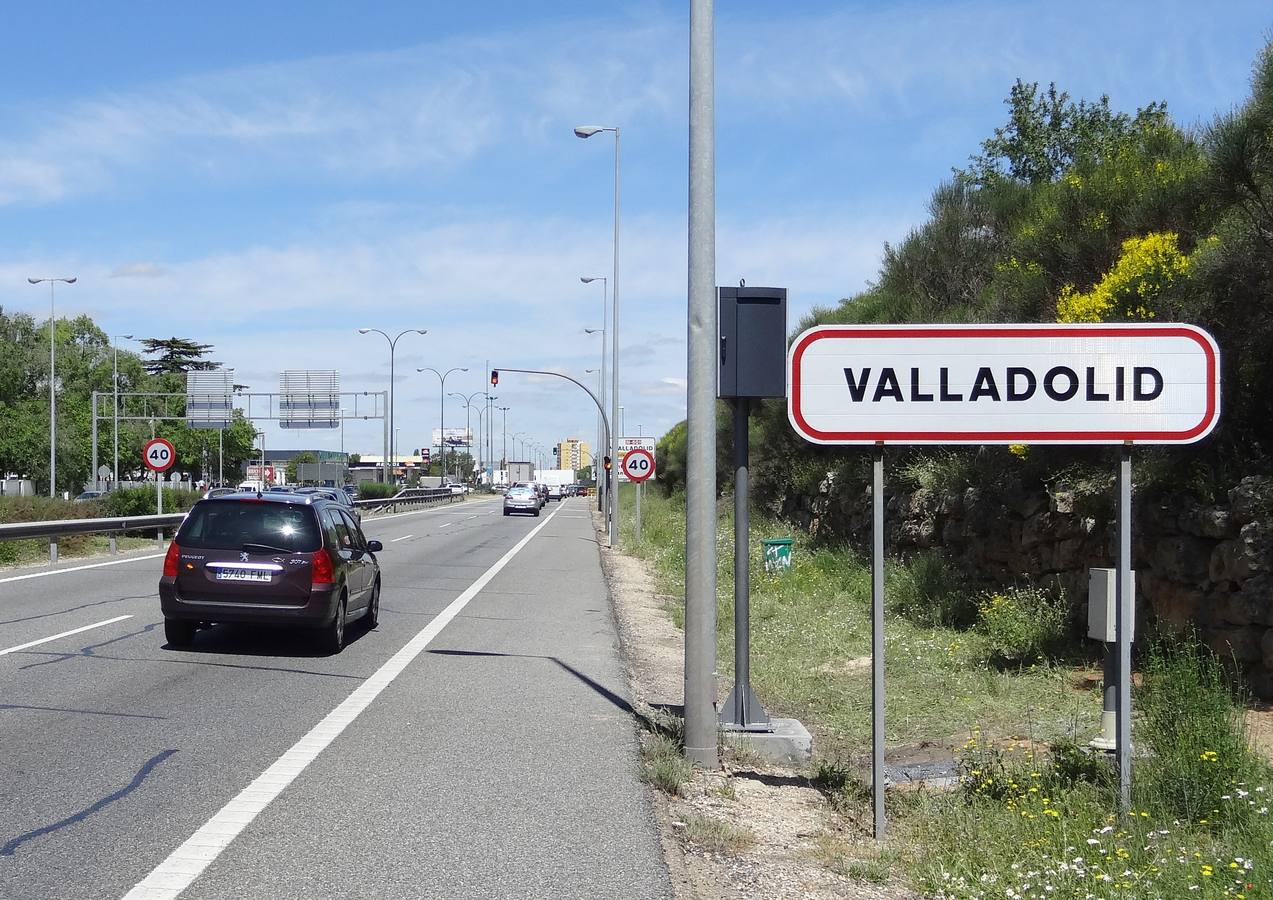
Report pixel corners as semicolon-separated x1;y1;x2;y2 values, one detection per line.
574;124;621;548
358;327;427;483
418;366;468;478
112;333;135;489
498;406;511;483
450;390;487;481
28;276;76;497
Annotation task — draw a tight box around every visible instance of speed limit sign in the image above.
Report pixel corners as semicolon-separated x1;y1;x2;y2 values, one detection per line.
142;437;176;472
620;447;655;483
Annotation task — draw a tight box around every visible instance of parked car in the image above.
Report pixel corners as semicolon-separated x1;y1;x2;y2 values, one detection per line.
73;490;105;503
503;485;541;517
158;492;382;653
448;483;469;495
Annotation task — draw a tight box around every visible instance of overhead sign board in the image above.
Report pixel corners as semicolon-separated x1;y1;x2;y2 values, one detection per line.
279;370;340;429
186;369;234;430
431;427;472;449
787;323;1220;446
617;437;656;482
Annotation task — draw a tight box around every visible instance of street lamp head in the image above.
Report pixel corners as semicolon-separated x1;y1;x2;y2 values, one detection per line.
573;126;604;139
581;276;605;284
584;328;602;335
64;277;77;284
121;333;134;340
27;277;39;284
358;328;372;334
459;367;470;372
413;329;428;335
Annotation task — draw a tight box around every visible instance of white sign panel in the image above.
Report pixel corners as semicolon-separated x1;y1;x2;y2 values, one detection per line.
431;427;472;448
617;437;656;482
788;323;1220;446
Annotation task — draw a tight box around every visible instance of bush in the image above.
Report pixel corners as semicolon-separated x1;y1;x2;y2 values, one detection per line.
886;551;975;628
356;482;398;500
976;584;1068;664
102;487;201;516
1136;636;1267;825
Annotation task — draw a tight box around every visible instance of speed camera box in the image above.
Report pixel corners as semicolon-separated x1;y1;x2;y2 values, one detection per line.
718;286;787;399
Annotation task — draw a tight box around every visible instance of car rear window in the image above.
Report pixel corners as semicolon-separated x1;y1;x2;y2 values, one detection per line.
177;500;322;552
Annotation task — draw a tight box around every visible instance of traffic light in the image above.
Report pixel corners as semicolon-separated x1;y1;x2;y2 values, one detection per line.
552;446;558;456
603;456;612;472
490;369;499;386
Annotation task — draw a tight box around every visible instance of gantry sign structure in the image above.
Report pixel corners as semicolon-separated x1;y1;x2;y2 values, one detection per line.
90;368;388;489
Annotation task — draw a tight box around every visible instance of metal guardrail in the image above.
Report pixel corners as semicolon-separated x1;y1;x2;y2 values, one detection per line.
355;488;464;513
0;513;187;541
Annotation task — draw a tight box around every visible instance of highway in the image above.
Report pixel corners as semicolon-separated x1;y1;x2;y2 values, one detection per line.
0;497;670;899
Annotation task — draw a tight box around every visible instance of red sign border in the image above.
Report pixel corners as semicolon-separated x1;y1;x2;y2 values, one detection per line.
142;437;177;472
787;323;1220;445
620;447;656;482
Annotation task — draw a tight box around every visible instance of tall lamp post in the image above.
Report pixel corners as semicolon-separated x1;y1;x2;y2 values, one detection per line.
418;366;468;478
28;276;76;497
112;333;135;488
582;275;609;511
498;406;511;483
450;390;487;482
358;327;427;483
574;124;621;548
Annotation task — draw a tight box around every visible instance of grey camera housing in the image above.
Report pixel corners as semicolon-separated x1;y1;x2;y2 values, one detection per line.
717;286;788;399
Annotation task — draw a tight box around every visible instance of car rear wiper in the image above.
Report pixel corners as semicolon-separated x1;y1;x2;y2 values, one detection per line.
241;542;296;555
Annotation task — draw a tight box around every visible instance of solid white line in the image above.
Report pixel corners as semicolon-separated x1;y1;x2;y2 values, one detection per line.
121;500;569;900
0;615;134;657
388;535;413;543
0;553;164;585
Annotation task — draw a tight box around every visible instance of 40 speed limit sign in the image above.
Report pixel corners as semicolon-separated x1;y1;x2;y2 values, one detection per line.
620;447;655;483
142;437;176;472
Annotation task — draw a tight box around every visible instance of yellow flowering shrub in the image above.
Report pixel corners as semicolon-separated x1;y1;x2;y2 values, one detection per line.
1056;231;1191;322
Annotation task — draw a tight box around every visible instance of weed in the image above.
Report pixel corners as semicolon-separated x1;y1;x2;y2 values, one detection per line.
887;551;975;628
640;733;692;797
976;584;1068;665
811;757;871;815
674;812;755;855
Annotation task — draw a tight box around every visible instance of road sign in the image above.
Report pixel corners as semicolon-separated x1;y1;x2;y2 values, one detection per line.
617;437;656;482
787;323;1220;446
620;448;655;483
142;438;176;472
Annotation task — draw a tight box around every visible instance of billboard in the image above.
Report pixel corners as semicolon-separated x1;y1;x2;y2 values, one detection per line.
431;427;472;449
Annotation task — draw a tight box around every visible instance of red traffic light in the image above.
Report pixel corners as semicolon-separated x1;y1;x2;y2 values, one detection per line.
490;369;499;386
603;456;612;471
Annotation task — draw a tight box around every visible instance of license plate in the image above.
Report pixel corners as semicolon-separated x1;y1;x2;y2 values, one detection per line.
215;569;272;583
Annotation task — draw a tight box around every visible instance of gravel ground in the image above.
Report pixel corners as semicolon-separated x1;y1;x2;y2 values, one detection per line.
596;512;922;900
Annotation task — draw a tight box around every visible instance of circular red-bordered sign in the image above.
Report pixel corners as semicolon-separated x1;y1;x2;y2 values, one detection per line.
142;437;177;472
620;447;655;483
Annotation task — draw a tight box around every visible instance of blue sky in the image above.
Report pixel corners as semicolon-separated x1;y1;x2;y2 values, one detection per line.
1;1;1269;463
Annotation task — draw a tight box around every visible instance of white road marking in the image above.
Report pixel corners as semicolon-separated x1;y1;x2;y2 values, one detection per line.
121;500;569;900
0;615;134;657
0;553;165;585
389;535;413;543
438;522;454;529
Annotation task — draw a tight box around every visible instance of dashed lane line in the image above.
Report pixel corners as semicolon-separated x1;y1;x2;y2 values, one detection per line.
120;500;569;900
0;615;134;657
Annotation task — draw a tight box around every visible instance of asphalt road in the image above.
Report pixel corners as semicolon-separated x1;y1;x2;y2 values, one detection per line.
0;496;670;900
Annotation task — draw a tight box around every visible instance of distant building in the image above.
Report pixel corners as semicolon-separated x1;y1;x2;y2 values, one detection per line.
554;437;590;473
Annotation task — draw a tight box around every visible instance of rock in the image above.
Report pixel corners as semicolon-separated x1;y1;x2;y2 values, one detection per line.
1011;490;1048;519
1247;666;1273;701
1203;627;1264;665
1227;577;1273;628
1151;536;1212;586
1140;572;1197;629
1179;506;1233;540
1261;628;1273;672
1051;490;1076;515
1230;476;1272;527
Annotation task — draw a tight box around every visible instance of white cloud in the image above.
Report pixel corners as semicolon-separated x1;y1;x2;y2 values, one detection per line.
109;262;166;279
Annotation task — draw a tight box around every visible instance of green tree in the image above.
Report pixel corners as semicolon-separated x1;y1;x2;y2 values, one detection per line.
138;337;218;375
286;451;319;483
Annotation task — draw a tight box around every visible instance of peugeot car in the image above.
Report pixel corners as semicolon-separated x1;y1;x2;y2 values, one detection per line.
159;492;382;653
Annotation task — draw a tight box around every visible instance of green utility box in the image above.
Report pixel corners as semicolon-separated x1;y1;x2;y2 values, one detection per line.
761;538;794;574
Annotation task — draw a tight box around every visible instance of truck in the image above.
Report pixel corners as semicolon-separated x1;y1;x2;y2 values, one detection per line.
536;469;574;488
507;461;535;484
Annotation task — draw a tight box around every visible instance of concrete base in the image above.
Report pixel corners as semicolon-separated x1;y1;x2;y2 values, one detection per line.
721;717;812;766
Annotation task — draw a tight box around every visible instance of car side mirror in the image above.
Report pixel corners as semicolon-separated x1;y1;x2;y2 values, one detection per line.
366;540;383;553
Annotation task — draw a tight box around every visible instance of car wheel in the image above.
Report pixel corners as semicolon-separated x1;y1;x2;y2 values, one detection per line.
533;509;540;517
503;509;510;516
164;618;195;648
365;578;381;629
321;595;347;654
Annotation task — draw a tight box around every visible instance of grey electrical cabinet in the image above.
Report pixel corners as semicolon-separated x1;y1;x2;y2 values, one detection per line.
718;286;788;399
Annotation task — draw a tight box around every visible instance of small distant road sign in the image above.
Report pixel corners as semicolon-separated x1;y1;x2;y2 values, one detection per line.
143;438;176;472
620;447;655;483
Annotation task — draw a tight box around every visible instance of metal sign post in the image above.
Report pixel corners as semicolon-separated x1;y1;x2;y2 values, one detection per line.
1117;443;1133;808
871;444;886;838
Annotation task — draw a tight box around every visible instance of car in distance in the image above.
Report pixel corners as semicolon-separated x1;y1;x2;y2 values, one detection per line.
547;484;563;502
158;491;382;653
202;486;237;500
295;486;362;525
503;485;540;517
73;490;105;503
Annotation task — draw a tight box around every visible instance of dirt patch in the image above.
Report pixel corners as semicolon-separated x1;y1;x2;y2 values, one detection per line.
599;513;918;900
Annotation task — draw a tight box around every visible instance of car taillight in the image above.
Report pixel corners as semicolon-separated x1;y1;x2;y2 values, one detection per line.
311;549;335;586
163;541;181;578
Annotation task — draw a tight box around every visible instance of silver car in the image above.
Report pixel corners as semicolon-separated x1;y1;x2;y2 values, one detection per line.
503;485;540;517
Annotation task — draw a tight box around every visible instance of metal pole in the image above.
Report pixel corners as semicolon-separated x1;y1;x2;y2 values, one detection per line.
388;341;395;483
218;428;223;486
1117;443;1133;808
113;342;120;488
49;281;56;497
684;0;718;770
91;392;99;491
872;444;886;839
636;481;642;538
610;129;621;551
439;375;445;476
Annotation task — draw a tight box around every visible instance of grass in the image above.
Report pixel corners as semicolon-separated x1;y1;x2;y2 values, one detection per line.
620;484;1273;898
640;732;693;797
673;811;755;855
